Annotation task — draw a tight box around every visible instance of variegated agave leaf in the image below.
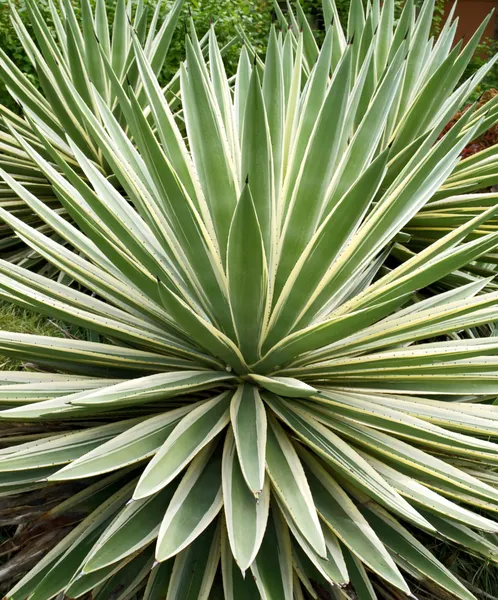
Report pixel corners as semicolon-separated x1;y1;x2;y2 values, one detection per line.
0;0;185;270
0;0;498;599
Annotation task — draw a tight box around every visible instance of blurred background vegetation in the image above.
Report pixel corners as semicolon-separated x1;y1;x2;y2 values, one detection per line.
1;0;496;114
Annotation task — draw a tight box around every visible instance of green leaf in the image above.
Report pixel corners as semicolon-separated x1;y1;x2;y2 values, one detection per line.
147;0;185;75
65;551;144;598
181;40;239;262
361;452;498;533
166;520;221;600
9;481;134;600
251;504;293;600
262;27;285;200
222;427;270;571
83;485;176;572
348;0;365;40
240;68;273;259
230;383;267;494
156;441;223;561
250;375;316;398
70;371;233;409
234;45;252;140
264;395;433;531
265;413;326;557
157;279;248;375
362;504;476;600
221;525;260;600
256;295;409;376
267;147;390;344
306;388;498;462
274;47;353;302
227;184;268;363
278;496;348;587
0;418;134;471
92;547;155;600
421;512;498;563
143;562;174;600
298;446;408;594
343;547;378;600
134;391;232;500
309;409;498;510
50;405;195;480
0;331;197;376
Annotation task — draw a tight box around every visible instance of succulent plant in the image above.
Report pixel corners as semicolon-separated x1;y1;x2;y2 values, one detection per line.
0;0;498;598
0;0;184;269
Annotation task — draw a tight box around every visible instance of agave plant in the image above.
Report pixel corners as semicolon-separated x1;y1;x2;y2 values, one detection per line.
274;0;498;295
400;189;498;300
0;0;185;269
1;0;498;598
400;90;498;294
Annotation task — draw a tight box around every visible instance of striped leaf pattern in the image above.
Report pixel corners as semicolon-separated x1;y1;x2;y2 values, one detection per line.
0;1;498;599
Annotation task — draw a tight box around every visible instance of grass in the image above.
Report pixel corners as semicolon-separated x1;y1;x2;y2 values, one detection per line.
424;540;498;600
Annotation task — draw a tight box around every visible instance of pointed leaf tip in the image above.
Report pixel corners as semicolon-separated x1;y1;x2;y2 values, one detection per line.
249;375;316;398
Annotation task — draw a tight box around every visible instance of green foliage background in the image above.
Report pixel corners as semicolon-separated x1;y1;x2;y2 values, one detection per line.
160;0;273;80
1;0;496;114
0;0;44;111
0;0;274;110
